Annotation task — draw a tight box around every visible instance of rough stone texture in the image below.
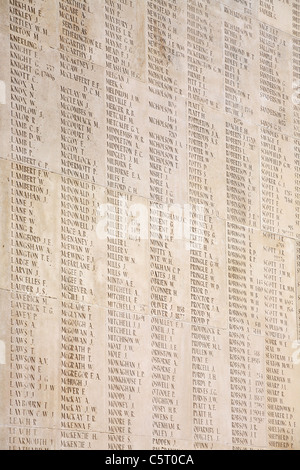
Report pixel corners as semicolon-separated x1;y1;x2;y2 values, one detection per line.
0;0;300;450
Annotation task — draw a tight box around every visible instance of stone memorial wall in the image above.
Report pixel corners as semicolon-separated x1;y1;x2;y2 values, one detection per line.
0;0;300;450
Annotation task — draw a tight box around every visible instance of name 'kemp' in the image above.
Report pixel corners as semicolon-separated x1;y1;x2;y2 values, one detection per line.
105;454;195;467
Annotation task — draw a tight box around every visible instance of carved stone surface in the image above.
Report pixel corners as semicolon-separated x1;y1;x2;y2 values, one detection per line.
0;0;300;450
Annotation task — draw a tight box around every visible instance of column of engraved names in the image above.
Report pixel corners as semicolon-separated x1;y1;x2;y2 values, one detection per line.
259;22;295;237
223;9;271;448
187;109;229;448
262;234;297;449
227;224;266;449
148;0;191;449
187;0;229;449
9;0;58;449
105;0;149;449
292;2;300;341
223;6;260;229
59;1;103;449
223;6;257;122
187;0;223;111
293;2;300;144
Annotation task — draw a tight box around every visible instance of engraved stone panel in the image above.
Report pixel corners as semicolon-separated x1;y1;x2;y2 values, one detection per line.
0;0;300;451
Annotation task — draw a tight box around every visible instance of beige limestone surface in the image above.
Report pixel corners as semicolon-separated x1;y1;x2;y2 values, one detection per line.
0;0;300;450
